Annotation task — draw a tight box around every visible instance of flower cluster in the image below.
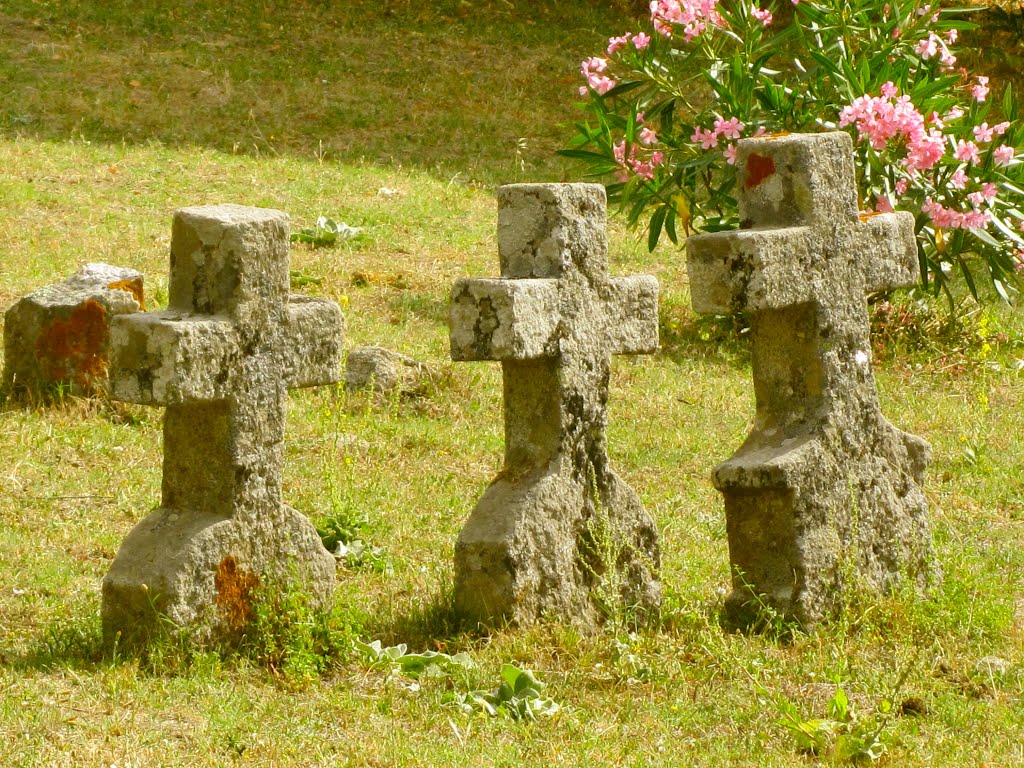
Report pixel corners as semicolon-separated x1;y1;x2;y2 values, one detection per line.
566;0;1024;299
839;84;945;172
650;0;724;41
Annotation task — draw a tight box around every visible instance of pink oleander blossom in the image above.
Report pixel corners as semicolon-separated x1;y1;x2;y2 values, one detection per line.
895;178;909;196
922;198;991;230
607;35;629;56
751;5;772;25
949;169;968;189
632;32;651;49
723;143;737;164
973;123;994;143
994;145;1015;166
650;0;724;43
876;196;894;213
954;139;981;164
580;57;616;95
639;127;658;145
993;121;1010;136
880;81;898;98
691;125;719;149
714;116;743;140
972;76;990;103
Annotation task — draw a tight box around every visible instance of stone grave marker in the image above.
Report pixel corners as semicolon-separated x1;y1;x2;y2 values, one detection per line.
450;183;661;630
686;131;935;629
102;204;344;644
3;263;144;401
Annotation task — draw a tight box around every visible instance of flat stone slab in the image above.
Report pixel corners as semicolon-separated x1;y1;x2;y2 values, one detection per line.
3;263;144;401
102;205;343;645
686;132;936;630
450;183;661;631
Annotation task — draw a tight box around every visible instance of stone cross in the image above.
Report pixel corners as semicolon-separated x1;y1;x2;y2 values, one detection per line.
102;205;344;644
450;183;661;630
686;132;935;630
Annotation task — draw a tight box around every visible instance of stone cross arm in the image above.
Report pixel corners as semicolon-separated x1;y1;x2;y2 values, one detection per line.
449;275;658;362
109;296;342;405
688;212;918;315
282;295;345;389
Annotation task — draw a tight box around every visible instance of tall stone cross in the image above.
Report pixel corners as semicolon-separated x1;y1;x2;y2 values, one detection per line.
450;183;661;630
686;132;935;630
102;205;344;644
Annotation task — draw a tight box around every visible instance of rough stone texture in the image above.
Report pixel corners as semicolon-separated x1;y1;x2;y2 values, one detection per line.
686;132;936;630
2;263;145;401
102;205;344;645
450;183;661;630
344;345;432;394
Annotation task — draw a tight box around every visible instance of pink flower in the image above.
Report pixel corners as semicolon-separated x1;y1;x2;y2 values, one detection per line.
751;5;773;25
880;81;898;98
895;178;909;196
915;34;938;59
946;106;965;121
954;139;981;164
713;116;744;140
982;182;998;199
639;127;658;145
723;143;737;164
973;123;994;143
581;57;616;95
632;32;651;49
650;0;724;42
607;35;629;56
876;196;894;213
691;126;718;149
651;151;665;165
993;121;1011;136
947;29;959;43
753;126;768;137
949;169;968;189
972;76;990;103
967;191;987;208
994;145;1015;166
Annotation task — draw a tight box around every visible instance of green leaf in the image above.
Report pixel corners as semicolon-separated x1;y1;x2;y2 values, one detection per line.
648;205;667;252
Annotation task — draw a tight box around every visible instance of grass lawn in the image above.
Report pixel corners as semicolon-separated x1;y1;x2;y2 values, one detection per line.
1;1;1022;765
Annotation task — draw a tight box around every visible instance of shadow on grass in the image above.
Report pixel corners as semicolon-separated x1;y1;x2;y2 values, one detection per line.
0;0;625;186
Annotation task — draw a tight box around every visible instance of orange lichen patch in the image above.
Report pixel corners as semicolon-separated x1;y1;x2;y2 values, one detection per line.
744;153;777;190
214;555;260;631
34;299;110;390
107;277;146;310
859;211;884;222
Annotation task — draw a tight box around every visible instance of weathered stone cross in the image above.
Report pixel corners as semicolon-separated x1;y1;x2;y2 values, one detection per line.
450;183;661;630
102;205;344;643
687;132;935;629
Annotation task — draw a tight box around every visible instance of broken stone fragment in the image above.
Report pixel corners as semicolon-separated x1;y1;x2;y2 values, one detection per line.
344;345;433;394
2;263;145;402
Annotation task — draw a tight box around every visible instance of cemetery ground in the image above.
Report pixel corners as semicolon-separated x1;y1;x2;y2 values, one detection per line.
1;1;1023;765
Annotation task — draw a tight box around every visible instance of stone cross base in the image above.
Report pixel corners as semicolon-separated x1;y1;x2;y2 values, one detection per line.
102;505;335;646
455;464;661;629
717;421;933;629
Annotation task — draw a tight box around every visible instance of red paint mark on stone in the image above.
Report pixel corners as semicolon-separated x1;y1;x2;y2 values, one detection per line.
107;277;146;310
35;299;109;391
744;154;776;190
214;556;260;631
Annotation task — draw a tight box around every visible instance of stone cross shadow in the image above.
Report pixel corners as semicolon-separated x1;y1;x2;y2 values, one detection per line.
687;132;935;630
102;205;344;644
450;183;661;630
